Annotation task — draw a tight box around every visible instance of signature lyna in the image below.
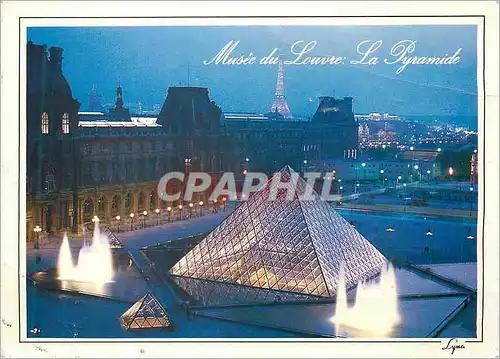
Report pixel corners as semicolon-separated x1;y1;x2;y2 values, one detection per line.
442;338;466;355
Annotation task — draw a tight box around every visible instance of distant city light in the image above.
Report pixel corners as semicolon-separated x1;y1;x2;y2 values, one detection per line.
409;146;414;151
361;162;366;167
448;167;454;176
303;160;308;164
469;187;474;192
414;165;419;170
245;157;250;162
380;169;384;174
427;170;431;174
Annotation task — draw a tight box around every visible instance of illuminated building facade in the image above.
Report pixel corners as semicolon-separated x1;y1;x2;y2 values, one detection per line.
26;42;235;239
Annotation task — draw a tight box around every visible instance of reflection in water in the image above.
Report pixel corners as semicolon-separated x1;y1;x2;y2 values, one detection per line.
332;262;400;337
57;221;114;284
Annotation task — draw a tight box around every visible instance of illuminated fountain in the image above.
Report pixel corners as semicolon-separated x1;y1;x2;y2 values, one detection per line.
57;218;114;283
332;262;400;337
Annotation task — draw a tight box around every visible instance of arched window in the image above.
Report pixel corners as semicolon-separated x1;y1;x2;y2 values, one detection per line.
41;112;49;134
97;196;108;220
83;198;94;223
149;191;157;210
62;113;70;134
111;195;121;217
124;193;134;215
138;192;145;212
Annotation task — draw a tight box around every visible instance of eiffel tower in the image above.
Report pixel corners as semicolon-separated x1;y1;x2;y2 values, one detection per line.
270;58;292;119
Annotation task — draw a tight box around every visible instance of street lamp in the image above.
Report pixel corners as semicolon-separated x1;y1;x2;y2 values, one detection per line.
115;215;121;233
178;204;183;219
167;206;172;222
129;213;135;231
189;202;194;216
33;225;42;251
437;147;442;152
142;210;148;228
245;157;250;162
361;162;366;180
198;201;204;216
155;208;160;225
222;197;227;211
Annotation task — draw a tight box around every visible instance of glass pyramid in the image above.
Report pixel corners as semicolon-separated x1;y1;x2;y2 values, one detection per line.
119;292;173;331
169;166;386;306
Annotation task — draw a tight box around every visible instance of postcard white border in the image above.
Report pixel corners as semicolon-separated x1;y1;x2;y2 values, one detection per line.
1;1;499;358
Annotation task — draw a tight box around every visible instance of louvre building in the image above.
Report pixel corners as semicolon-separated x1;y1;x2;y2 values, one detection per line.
26;41;358;239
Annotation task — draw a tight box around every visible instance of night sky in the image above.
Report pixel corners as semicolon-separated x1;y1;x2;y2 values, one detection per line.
27;25;478;122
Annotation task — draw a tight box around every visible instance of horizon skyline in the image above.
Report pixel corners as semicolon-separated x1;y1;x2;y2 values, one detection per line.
27;25;478;126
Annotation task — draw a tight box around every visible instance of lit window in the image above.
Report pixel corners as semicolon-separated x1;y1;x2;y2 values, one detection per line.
62;113;70;134
41;112;49;134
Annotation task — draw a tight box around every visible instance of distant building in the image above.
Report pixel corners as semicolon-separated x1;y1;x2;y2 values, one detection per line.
87;84;104;112
358;122;370;145
223;95;359;173
269;58;292;119
313;158;440;182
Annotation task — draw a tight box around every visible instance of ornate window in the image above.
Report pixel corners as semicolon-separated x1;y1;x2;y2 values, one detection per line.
125;193;134;214
41;112;49;134
62;113;70;134
97;196;108;220
138;192;145;212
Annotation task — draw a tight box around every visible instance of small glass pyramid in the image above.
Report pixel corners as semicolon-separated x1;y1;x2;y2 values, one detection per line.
169;166;386;306
119;292;173;331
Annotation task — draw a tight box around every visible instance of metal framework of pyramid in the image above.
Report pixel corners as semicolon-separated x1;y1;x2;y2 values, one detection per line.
104;227;124;249
169;166;386;306
119;292;173;331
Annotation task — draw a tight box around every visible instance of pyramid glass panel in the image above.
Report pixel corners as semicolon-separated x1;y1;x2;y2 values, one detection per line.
119;292;173;331
169;166;386;305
